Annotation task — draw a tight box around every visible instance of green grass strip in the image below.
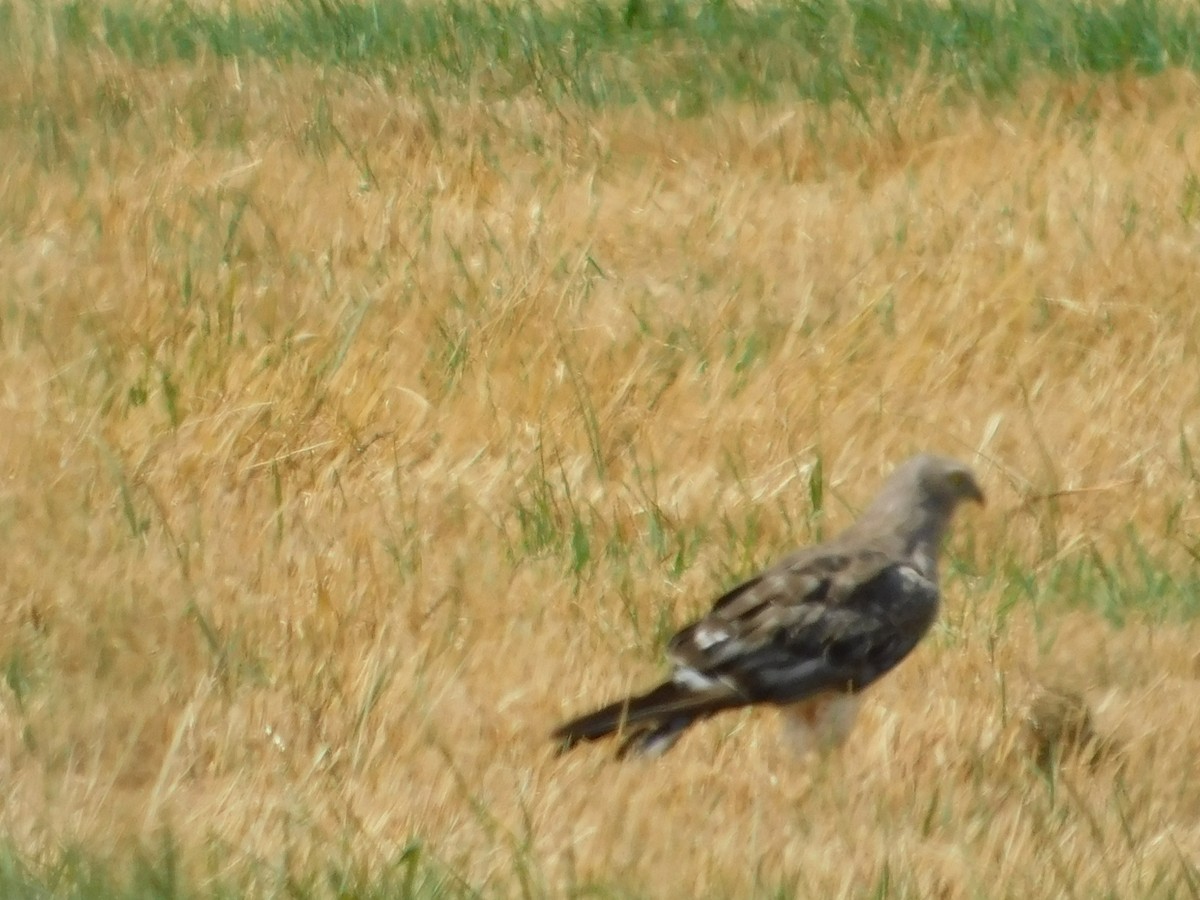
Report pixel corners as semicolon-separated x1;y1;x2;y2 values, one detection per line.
4;0;1200;109
0;836;465;900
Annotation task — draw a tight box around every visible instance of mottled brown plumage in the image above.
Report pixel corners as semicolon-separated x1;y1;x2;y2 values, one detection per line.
552;454;984;758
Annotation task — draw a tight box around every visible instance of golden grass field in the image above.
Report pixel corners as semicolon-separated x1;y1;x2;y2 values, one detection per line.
2;30;1200;897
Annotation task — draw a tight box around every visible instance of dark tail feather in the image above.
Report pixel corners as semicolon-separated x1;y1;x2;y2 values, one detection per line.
551;680;741;757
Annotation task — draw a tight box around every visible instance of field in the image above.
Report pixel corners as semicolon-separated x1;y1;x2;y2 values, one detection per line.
2;0;1200;896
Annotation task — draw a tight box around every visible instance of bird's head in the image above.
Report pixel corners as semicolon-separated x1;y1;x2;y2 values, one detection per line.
848;453;985;550
910;454;985;511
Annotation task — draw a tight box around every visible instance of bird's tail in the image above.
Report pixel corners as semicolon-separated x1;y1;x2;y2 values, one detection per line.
551;679;742;758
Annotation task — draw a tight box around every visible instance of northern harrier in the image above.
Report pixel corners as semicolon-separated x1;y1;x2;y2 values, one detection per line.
552;454;984;758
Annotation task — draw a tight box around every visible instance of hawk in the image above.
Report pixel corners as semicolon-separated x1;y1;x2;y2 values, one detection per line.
552;454;984;758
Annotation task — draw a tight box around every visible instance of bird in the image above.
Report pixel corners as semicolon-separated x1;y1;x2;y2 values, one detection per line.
551;454;984;759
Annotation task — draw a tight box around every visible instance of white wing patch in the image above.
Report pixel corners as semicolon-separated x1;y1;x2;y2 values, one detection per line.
910;549;935;580
672;666;719;691
896;563;933;591
691;623;729;650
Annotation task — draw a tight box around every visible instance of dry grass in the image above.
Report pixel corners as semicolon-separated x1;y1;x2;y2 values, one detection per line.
2;36;1200;897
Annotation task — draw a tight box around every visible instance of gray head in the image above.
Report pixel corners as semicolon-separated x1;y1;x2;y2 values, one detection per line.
894;453;985;511
853;454;984;558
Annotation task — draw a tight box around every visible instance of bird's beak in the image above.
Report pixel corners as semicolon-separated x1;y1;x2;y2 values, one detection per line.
967;478;985;506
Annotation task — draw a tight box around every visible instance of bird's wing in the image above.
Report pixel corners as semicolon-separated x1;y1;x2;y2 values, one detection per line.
666;544;938;704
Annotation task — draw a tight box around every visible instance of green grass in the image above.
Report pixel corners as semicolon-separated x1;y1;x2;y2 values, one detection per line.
0;838;475;900
6;0;1200;111
4;0;1200;895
